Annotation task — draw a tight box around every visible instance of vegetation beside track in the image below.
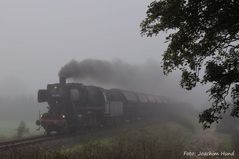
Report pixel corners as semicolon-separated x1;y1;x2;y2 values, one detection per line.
1;121;236;159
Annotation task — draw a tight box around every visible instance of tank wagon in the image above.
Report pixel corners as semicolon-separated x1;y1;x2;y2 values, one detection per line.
36;77;170;134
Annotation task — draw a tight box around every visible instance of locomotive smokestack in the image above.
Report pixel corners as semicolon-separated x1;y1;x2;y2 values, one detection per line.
59;76;66;85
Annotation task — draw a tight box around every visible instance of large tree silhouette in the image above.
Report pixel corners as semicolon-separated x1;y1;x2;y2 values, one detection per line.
141;0;239;128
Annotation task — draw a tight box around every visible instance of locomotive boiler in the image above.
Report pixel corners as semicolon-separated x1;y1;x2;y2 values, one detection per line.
36;77;169;134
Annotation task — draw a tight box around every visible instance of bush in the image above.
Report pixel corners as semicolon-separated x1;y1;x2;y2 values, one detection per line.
16;121;29;138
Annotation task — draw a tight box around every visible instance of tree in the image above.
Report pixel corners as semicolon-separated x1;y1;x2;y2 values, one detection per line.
141;0;239;128
16;121;29;138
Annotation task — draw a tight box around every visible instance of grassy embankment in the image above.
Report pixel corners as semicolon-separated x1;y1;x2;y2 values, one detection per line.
2;120;236;159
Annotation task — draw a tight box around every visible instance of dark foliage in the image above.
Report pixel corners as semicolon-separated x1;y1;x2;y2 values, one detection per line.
141;0;239;128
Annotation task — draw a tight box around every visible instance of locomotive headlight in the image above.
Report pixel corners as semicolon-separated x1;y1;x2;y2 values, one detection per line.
62;115;66;119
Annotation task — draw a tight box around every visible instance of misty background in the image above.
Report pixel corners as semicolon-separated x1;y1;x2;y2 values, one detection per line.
0;0;208;122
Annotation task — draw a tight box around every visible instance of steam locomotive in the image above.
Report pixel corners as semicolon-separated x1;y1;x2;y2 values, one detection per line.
36;77;171;134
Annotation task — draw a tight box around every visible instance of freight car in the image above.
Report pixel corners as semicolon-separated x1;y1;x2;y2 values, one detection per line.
36;77;170;134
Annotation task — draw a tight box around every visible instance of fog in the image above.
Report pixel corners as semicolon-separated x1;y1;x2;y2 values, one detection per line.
0;1;238;157
58;58;205;102
59;59;165;93
0;0;208;121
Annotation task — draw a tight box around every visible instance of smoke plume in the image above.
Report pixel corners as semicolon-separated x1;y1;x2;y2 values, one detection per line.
59;59;168;94
59;58;208;107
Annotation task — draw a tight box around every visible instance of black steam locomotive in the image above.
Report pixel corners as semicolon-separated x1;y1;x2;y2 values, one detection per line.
36;77;170;134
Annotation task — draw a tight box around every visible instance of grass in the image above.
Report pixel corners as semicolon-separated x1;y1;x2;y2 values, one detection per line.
0;121;237;159
41;122;192;159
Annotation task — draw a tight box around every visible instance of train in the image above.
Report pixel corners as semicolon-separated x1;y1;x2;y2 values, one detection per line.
36;77;172;134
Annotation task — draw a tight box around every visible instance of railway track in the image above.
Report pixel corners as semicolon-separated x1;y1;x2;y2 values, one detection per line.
0;130;88;151
0;121;154;152
0;135;59;151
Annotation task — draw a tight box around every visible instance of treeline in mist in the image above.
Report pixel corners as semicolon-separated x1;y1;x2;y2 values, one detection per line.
0;95;41;121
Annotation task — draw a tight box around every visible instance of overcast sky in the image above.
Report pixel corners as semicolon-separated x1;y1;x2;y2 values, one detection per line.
0;0;210;110
0;0;168;92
